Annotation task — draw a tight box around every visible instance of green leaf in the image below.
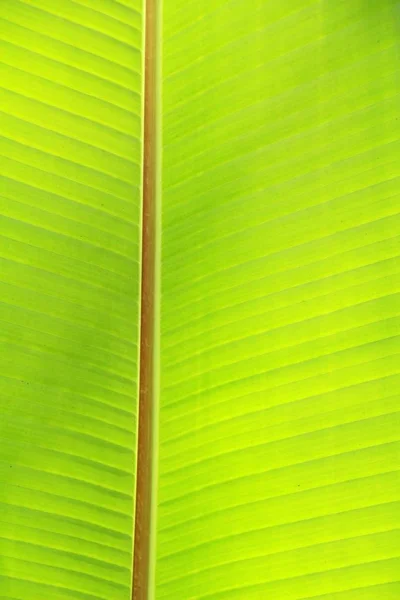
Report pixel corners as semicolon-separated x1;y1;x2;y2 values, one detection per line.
0;1;143;598
156;1;400;599
0;1;399;600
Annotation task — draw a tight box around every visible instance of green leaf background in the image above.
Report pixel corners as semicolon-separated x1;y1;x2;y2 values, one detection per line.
0;1;143;598
157;1;400;599
0;1;399;599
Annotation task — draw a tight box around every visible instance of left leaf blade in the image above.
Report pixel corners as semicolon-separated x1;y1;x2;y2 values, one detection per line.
0;1;144;598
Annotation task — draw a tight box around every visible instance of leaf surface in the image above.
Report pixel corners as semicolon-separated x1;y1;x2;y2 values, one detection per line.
0;1;143;598
156;1;400;598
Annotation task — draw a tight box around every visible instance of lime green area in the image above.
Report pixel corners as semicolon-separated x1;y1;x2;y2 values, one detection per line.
0;1;400;599
157;1;400;598
0;1;143;598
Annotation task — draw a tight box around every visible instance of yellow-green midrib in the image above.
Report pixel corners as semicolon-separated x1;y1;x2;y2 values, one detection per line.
0;1;143;599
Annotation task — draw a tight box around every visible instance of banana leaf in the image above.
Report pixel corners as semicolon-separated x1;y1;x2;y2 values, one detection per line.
0;1;399;599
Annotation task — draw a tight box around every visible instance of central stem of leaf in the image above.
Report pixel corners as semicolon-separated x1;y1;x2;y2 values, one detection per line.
133;0;159;597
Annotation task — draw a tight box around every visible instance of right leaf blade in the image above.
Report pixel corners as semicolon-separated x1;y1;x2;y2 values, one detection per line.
156;1;400;598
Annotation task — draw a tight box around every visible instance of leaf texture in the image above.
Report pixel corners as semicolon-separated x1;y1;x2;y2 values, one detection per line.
0;1;143;599
156;1;400;598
